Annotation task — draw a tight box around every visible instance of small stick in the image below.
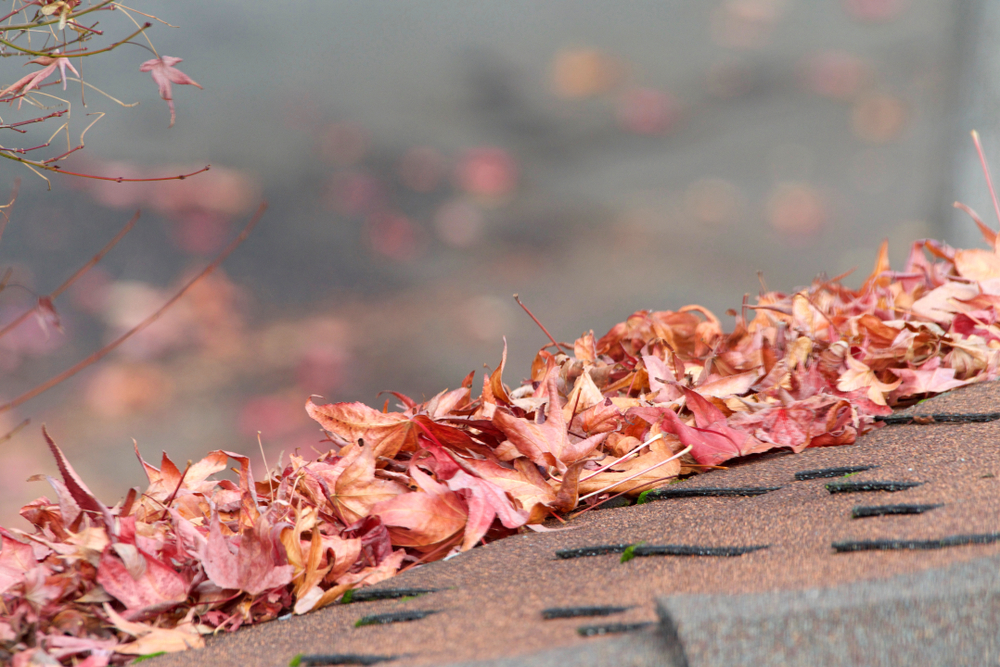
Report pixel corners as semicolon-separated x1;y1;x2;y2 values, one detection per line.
569;472;678;519
153;462;190;522
576;444;692;503
972;130;1000;235
0;203;265;415
551;433;665;484
0;418;29;445
0;211;139;341
258;432;274;498
513;294;571;352
0;179;19;247
46;163;211;183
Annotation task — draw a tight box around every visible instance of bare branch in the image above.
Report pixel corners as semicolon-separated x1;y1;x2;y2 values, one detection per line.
0;203;266;415
0;210;139;342
0;178;20;247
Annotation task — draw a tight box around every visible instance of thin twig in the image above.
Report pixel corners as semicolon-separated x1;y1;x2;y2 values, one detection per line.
576;444;692;503
972;130;1000;234
0;203;266;415
0;211;139;341
0;155;211;182
0;0;116;32
513;294;572;352
0;419;30;445
551;433;664;484
0;179;20;247
0;23;150;58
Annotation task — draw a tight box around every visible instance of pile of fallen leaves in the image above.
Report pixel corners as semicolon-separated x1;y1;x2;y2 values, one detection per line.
7;222;1000;664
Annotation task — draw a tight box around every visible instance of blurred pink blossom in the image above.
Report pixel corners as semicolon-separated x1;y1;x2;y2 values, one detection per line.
365;211;423;261
323;171;382;216
455;148;518;199
616;88;677;135
398;147;447;193
843;0;908;21
803;51;871;100
319;122;369;165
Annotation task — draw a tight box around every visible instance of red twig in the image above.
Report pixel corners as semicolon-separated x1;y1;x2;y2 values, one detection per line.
0;210;139;341
972;130;1000;232
154;462;191;522
42;145;85;164
47;164;211;182
0;111;68;134
0;202;266;415
0;179;20;247
513;294;571;352
66;21;103;35
0;142;54;155
0;419;30;445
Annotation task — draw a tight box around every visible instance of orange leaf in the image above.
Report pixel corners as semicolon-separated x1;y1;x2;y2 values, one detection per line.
306;399;420;459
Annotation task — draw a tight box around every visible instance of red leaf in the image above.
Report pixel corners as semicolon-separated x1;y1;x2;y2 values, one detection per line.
306;399;421;459
198;513;294;596
445;470;528;550
96;544;189;615
493;367;609;472
138;56;202;127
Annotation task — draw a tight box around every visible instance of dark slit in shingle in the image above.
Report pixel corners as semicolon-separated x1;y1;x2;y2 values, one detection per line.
851;503;943;518
642;486;782;499
555;545;630;559
354;610;437;627
826;481;922;494
294;654;399;666
833;533;1000;552
633;544;769;557
591;496;632;510
542;606;631;619
794;466;876;481
347;588;437;603
879;412;1000;425
576;622;654;637
556;544;768;559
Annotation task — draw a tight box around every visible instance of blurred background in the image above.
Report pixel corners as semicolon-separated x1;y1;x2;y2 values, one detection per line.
0;0;983;524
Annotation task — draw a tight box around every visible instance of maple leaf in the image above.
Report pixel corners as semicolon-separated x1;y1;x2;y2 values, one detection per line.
0;529;36;596
633;388;762;467
643;353;682;403
424;373;474;418
562;367;604;422
577;435;682;497
695;369;760;398
138;56;202;127
306;399;421;459
889;360;970;397
445;470;529;550
287;528;330;615
459;457;557;523
910;281;980;323
372;468;467;550
728;395;858;451
493;367;609;473
134;444;228;501
836;354;901;406
102;604;204;655
0;54;78;102
43;428;115;529
95;543;189;616
197;512;294;596
306;440;408;524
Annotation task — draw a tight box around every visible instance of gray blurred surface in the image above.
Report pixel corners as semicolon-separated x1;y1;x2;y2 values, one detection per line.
658;553;1000;667
0;1;977;522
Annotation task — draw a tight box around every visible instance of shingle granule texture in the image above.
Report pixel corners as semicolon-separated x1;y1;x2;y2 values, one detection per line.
146;380;1000;667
